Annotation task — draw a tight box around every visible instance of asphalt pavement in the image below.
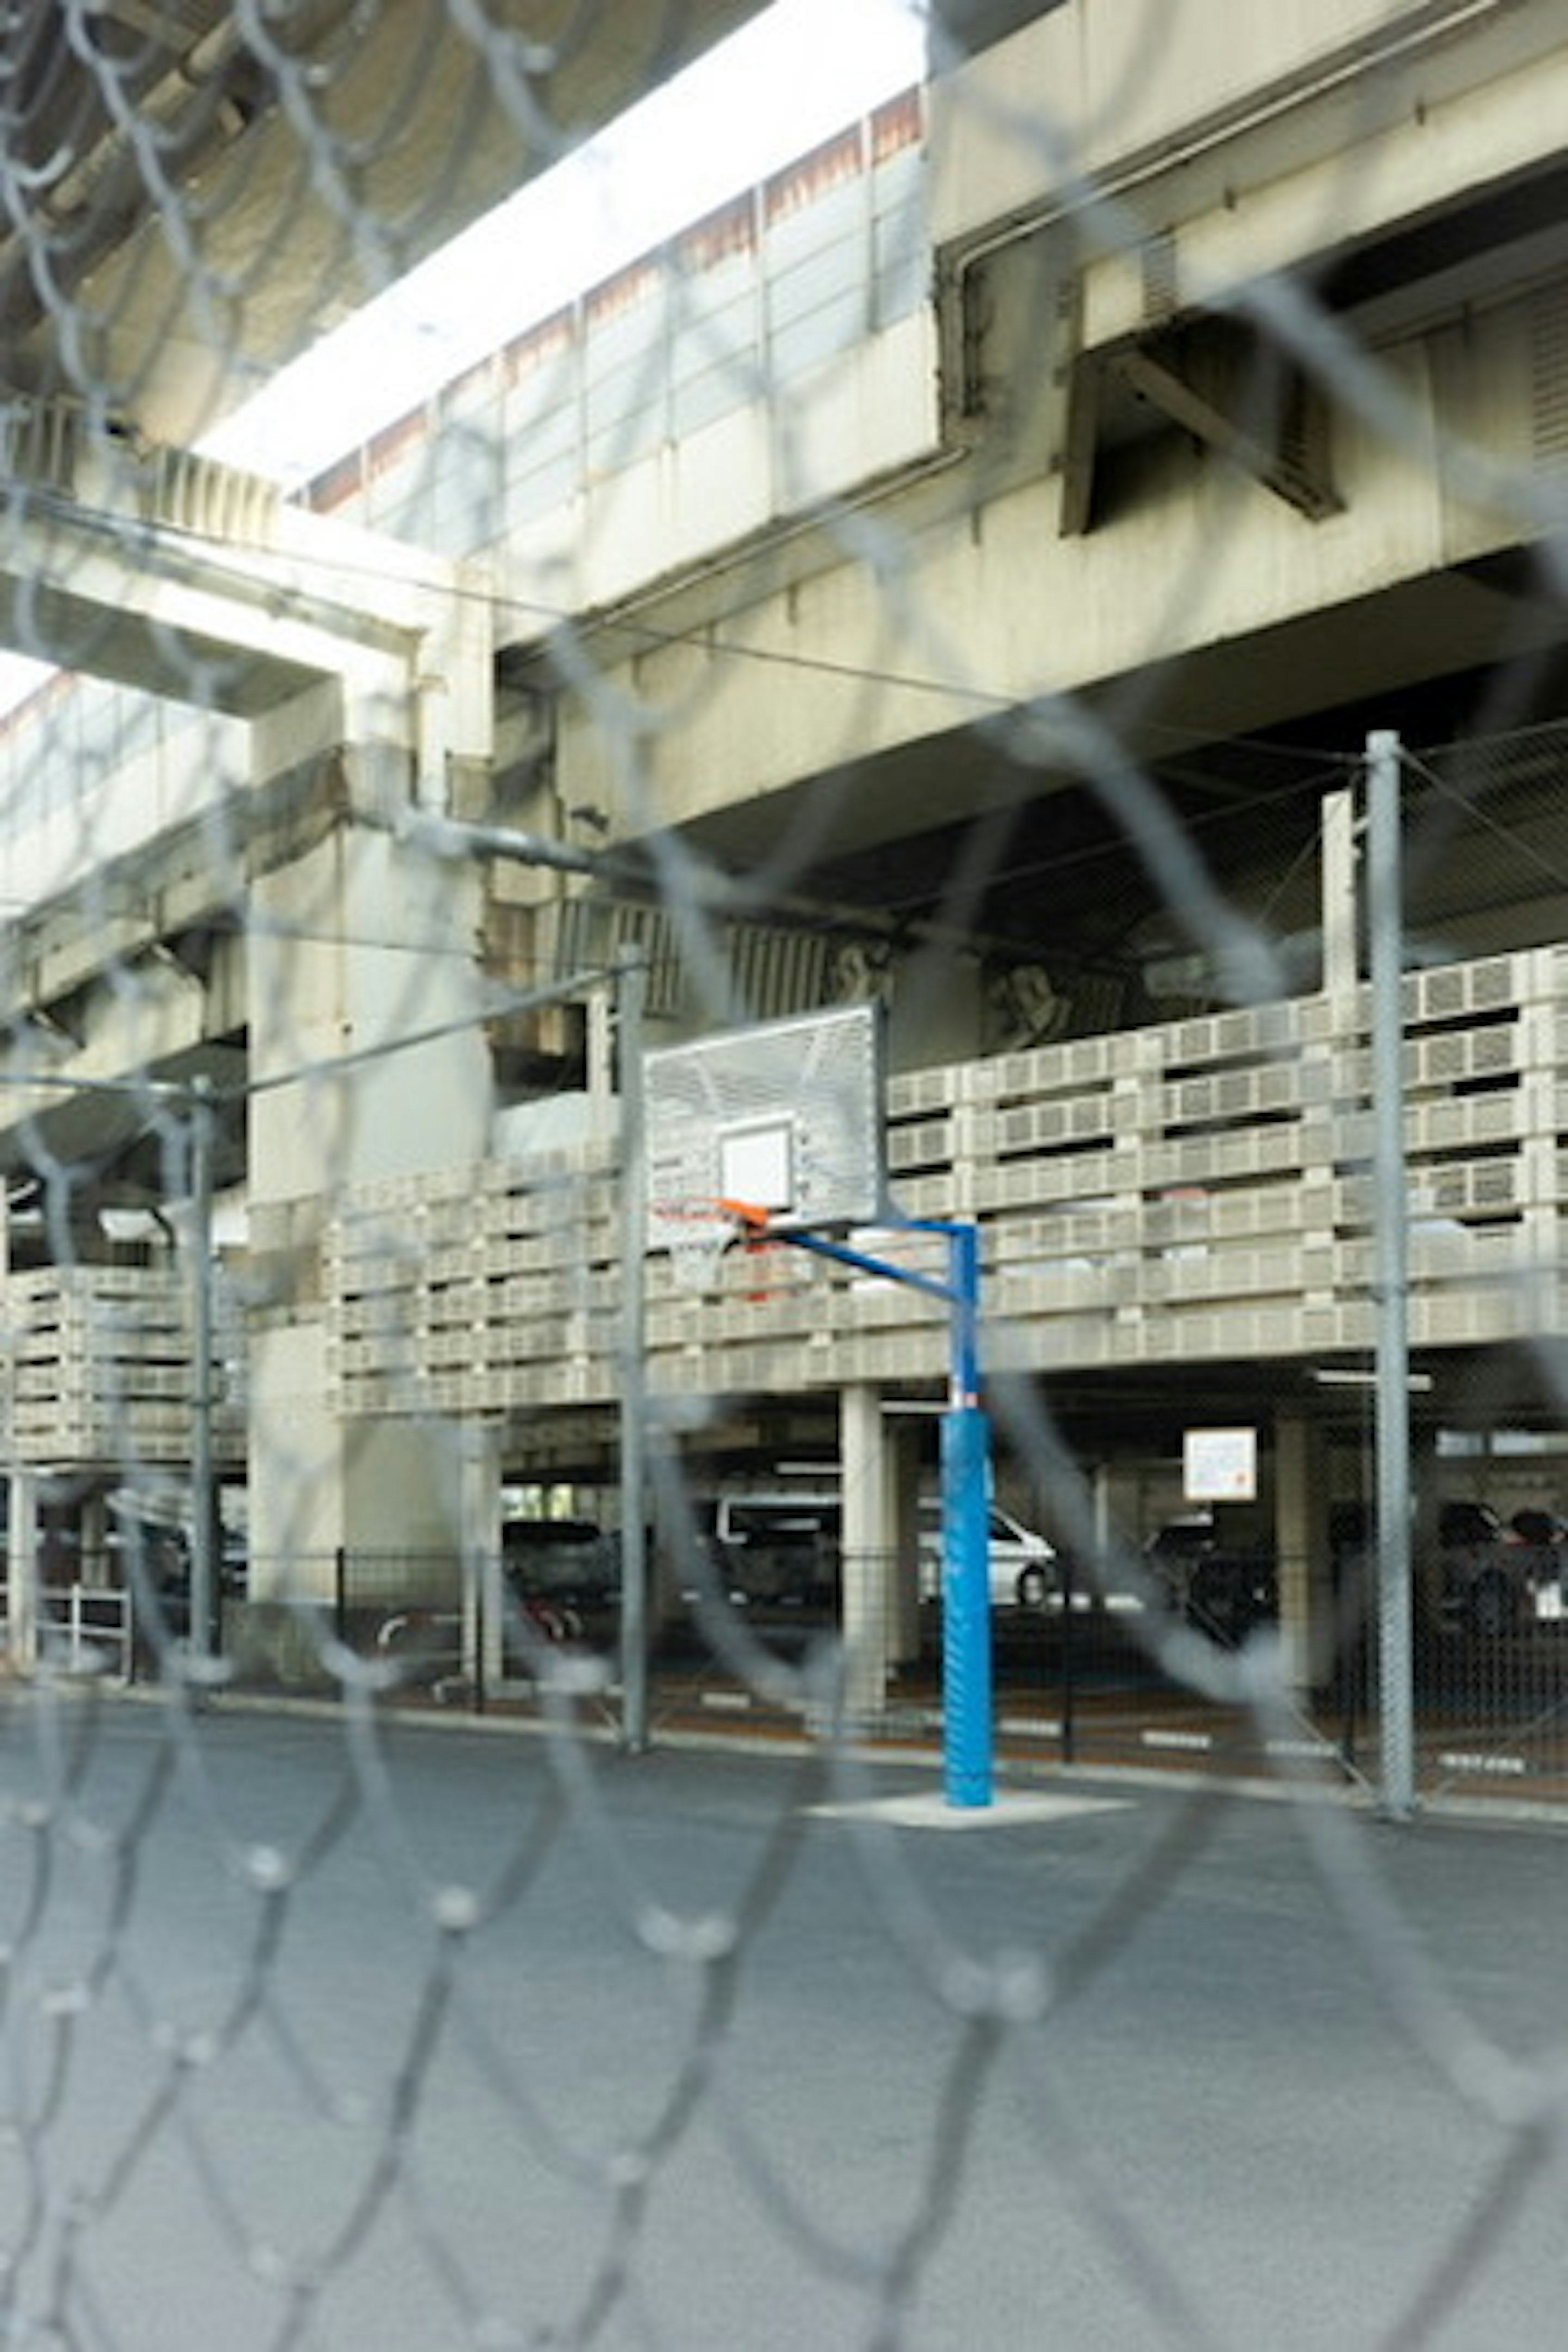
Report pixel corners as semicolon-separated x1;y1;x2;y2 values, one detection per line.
1;1686;1566;2350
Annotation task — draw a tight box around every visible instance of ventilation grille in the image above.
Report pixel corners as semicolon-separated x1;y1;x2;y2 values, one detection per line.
1531;281;1568;475
555;895;835;1023
1140;231;1178;326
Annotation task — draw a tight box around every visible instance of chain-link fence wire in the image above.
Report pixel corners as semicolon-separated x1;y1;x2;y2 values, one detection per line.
2;0;1568;2341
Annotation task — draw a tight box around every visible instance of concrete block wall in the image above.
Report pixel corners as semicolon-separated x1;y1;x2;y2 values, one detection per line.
313;943;1568;1421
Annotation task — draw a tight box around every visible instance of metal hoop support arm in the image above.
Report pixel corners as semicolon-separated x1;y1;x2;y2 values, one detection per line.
748;1214;993;1809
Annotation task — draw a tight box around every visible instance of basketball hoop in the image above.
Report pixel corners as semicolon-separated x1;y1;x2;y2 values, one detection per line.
643;1004;885;1298
650;1199;746;1295
717;1197;773;1243
648;1197;779;1296
719;1197;782;1304
644;1002;884;1254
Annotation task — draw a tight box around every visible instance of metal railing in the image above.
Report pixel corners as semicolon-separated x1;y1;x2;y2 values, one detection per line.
37;1584;133;1682
6;1541;1563;1802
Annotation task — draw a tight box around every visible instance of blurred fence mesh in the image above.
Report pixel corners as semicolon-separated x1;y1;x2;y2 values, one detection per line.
1;0;1568;2342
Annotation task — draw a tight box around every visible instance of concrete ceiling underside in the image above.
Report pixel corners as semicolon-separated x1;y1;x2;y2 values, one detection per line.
663;552;1568;992
0;0;764;444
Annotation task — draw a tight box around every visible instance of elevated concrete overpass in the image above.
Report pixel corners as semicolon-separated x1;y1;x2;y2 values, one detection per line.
0;2;1566;1709
0;1;765;443
514;0;1568;942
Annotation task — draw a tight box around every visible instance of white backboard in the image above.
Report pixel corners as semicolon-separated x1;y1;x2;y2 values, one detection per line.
644;1002;885;1251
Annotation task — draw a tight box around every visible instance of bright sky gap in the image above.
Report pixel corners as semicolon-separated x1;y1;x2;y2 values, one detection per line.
201;0;927;488
0;0;925;715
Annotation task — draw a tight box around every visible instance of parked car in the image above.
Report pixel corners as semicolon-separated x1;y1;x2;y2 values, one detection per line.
1507;1507;1566;1557
705;1492;842;1608
502;1517;620;1608
686;1491;1059;1613
918;1503;1058;1609
1437;1501;1539;1635
1144;1514;1277;1644
153;1542;249;1642
1330;1498;1542;1635
107;1489;247;1642
1511;1512;1567;1619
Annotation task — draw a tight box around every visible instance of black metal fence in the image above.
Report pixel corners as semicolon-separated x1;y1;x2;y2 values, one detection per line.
8;1539;1568;1803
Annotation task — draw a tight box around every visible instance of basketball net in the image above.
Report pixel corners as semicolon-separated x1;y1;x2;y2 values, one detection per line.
720;1198;782;1304
653;1198;777;1295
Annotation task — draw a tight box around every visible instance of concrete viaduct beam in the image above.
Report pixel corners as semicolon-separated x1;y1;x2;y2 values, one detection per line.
0;435;501;1597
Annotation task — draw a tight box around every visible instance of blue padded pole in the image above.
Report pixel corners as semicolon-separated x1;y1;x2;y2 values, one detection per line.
941;1223;992;1807
739;1216;994;1807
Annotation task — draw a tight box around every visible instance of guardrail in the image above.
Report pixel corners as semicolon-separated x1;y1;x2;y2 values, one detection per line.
37;1584;133;1681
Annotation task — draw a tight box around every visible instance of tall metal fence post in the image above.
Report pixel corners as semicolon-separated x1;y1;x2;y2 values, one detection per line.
1368;728;1417;1820
7;1471;38;1676
187;1075;220;1662
616;949;651;1754
1059;1555;1078;1764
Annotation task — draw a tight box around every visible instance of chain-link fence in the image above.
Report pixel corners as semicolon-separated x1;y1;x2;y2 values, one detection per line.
3;0;1568;2342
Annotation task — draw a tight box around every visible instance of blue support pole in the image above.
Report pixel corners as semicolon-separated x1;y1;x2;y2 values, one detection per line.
747;1216;995;1808
941;1222;992;1808
941;1404;993;1807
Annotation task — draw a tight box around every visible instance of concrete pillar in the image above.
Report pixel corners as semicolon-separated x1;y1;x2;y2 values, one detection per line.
244;695;495;1605
6;1472;38;1674
456;1422;504;1693
79;1489;109;1591
888;1418;924;1666
841;1383;895;1722
1095;1458;1146;1571
1321;786;1359;995
1088;1460;1122;1595
1274;1409;1331;1691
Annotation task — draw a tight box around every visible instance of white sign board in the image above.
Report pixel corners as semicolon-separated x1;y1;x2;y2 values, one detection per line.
1184;1427;1257;1503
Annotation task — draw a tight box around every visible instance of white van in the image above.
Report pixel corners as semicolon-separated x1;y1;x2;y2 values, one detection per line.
918;1503;1057;1609
702;1489;1057;1611
710;1492;841;1606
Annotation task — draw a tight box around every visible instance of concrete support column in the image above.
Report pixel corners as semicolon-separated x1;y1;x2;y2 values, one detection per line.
888;1419;924;1667
244;731;494;1601
457;1422;504;1693
1321;786;1359;995
79;1489;109;1586
1088;1460;1122;1594
1274;1409;1331;1692
7;1472;38;1674
1095;1459;1145;1572
841;1382;894;1724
